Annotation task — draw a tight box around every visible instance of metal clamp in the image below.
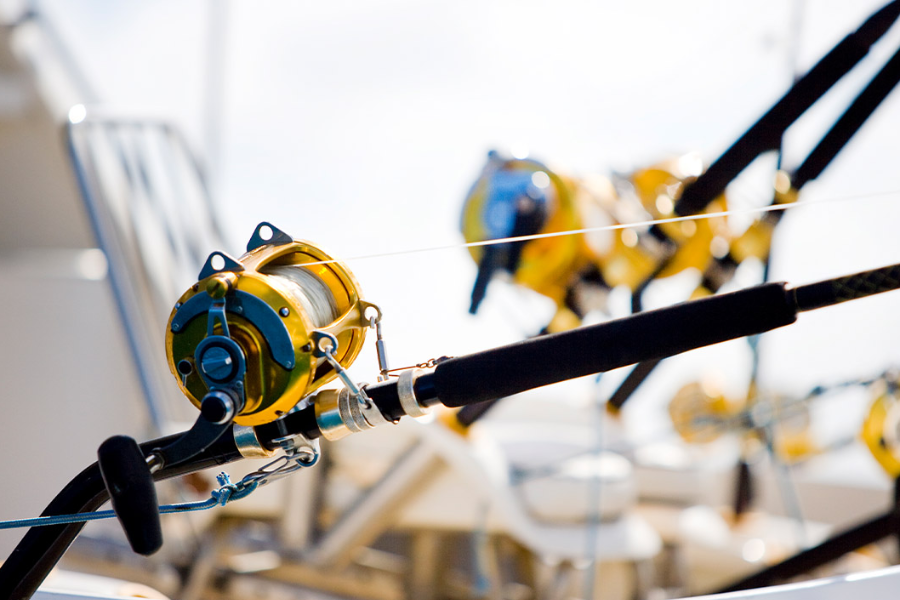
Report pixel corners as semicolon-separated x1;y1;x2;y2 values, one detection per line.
233;424;277;459
272;433;319;465
397;368;428;418
238;437;320;488
313;386;392;441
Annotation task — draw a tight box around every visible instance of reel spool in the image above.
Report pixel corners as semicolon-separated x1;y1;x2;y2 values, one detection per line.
166;222;376;427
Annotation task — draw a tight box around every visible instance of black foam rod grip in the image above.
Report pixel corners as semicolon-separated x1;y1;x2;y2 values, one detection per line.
433;282;797;407
98;435;163;555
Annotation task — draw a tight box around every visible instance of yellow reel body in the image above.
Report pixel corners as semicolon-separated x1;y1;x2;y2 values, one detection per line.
669;381;816;463
862;379;900;478
620;158;730;285
461;154;587;307
166;224;369;427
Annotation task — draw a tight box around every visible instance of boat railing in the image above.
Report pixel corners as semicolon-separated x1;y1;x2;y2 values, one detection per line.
66;111;231;432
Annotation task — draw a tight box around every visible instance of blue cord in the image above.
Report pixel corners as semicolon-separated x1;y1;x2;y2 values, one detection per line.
0;472;258;530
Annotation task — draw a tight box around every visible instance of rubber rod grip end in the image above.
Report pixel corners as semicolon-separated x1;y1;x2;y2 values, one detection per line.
98;435;163;556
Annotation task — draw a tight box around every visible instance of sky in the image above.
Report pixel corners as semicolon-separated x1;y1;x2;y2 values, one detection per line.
32;0;900;485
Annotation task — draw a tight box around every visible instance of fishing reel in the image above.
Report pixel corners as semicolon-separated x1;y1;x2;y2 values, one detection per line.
99;222;389;555
669;380;741;445
166;221;379;428
861;375;900;478
460;150;770;330
609;153;731;291
461;150;586;316
668;380;816;463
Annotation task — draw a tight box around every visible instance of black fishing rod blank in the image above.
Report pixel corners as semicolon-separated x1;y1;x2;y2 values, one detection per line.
675;0;900;216
363;262;900;414
792;40;900;189
714;477;900;593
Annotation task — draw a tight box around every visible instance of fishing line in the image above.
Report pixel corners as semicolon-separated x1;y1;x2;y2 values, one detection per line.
301;188;900;268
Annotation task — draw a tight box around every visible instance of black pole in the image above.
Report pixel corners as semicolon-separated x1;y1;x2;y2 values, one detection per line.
675;0;900;216
609;16;900;414
607;358;662;413
412;262;900;408
427;282;798;407
602;256;675;412
790;262;900;311
717;477;900;593
792;41;900;189
715;510;900;593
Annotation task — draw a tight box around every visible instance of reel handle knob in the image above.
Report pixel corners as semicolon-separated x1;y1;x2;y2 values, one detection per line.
97;435;163;555
200;389;238;424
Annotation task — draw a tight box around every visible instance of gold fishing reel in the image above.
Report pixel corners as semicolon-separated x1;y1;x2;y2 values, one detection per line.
607;154;733;292
669;380;817;463
669;380;740;444
461;150;586;313
459;150;760;325
166;222;378;427
861;376;900;477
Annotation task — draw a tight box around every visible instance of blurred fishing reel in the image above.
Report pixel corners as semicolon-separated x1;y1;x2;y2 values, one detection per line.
669;380;740;445
609;154;727;290
669;380;816;463
460;150;776;329
166;221;378;427
461;150;586;315
861;375;900;478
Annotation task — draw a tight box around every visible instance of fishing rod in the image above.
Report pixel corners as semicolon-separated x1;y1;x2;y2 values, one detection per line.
715;476;900;593
3;221;900;598
602;1;900;532
605;0;900;414
674;0;900;216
